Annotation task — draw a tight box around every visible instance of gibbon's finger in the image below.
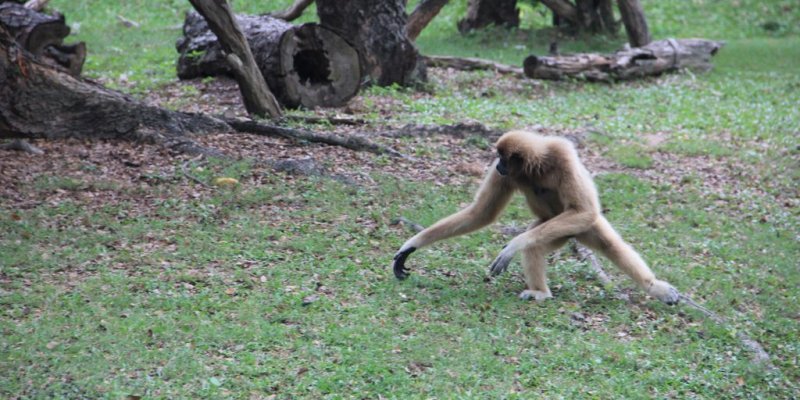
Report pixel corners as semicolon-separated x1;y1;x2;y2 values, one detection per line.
392;247;416;280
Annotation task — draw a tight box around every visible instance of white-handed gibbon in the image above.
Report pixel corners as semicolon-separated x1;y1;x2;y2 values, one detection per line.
392;130;679;304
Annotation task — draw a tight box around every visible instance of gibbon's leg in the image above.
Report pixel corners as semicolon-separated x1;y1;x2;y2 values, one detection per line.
392;160;515;279
518;237;568;301
489;209;596;276
576;216;679;304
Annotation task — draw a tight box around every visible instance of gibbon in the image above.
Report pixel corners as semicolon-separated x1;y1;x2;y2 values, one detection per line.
392;130;679;304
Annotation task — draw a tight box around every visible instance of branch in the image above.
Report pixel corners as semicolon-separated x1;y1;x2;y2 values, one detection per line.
575;243;776;369
223;118;413;159
424;55;524;78
269;0;314;22
406;0;449;41
187;0;282;118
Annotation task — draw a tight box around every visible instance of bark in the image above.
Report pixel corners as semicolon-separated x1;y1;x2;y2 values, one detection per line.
177;12;361;109
317;0;425;86
457;0;519;33
23;0;49;12
617;0;650;46
523;39;723;81
187;0;282;118
270;0;314;22
0;26;229;155
0;2;84;74
406;0;449;41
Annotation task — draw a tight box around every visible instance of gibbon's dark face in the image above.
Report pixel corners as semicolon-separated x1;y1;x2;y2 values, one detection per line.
496;150;522;176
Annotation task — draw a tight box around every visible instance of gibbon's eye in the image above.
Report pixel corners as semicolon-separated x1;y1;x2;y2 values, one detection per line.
510;153;522;163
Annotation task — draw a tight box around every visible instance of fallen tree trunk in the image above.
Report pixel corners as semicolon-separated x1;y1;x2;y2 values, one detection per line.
0;2;84;75
177;11;360;109
0;26;228;155
523;39;724;81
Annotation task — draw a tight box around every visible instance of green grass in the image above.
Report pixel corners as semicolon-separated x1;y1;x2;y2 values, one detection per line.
2;0;799;398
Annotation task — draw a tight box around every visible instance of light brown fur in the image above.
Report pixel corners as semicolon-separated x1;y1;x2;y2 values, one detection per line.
393;130;679;304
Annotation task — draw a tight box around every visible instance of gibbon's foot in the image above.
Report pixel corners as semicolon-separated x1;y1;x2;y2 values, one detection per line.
392;247;416;280
519;289;552;301
647;279;680;305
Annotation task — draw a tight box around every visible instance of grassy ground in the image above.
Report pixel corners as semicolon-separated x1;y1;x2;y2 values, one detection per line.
1;0;798;398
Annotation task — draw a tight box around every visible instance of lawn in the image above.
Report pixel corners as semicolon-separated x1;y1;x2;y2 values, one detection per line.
1;0;798;398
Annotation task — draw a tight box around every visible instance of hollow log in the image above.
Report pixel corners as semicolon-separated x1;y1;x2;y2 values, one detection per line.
316;0;424;87
0;26;229;155
177;11;360;109
0;2;84;75
523;39;724;81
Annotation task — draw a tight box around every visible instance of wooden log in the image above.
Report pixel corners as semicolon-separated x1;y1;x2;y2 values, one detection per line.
317;0;424;87
617;0;650;47
187;0;282;119
523;39;724;81
177;11;361;109
0;2;84;74
406;0;449;41
0;25;229;156
457;0;519;33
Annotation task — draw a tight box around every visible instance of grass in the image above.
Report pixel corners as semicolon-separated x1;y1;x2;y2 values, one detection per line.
2;0;799;398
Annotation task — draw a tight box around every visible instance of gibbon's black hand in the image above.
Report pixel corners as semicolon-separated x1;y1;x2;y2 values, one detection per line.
392;247;416;280
489;245;514;276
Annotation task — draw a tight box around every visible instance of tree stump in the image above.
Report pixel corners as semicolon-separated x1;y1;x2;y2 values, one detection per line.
523;39;724;81
0;2;84;75
316;0;425;87
457;0;519;33
176;11;361;109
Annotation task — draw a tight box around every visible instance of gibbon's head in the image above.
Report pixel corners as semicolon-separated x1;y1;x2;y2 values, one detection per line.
495;130;549;177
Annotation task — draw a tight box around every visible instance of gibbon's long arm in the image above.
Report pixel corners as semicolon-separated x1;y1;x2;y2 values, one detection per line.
393;160;515;279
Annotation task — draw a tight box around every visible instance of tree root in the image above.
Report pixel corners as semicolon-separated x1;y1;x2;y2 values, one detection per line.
0;139;44;155
224;117;413;159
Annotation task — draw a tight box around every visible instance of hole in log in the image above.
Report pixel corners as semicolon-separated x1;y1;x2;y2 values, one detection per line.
293;49;331;85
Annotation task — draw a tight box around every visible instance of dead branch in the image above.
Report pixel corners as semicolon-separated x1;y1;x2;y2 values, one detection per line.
406;0;449;41
424;55;524;78
270;0;314;22
223;118;412;159
575;243;776;369
391;217;425;233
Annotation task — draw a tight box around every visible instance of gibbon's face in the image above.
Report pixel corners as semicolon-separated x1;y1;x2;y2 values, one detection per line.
496;148;523;177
